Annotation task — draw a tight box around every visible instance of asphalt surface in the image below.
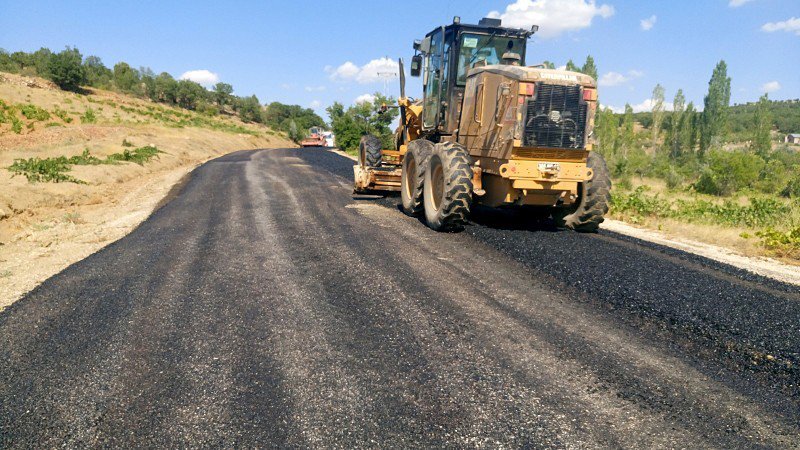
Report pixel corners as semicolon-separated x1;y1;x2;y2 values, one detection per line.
1;148;799;448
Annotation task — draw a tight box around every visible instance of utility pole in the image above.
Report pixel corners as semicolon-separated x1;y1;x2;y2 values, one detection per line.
377;56;398;97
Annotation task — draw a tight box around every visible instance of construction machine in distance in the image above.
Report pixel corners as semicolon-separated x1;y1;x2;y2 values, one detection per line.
353;17;611;232
300;126;328;147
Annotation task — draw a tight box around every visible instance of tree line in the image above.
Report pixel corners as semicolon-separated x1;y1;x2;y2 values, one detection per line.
0;46;324;142
561;55;800;199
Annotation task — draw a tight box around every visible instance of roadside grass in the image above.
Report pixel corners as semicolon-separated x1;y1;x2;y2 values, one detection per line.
611;186;800;258
80;107;97;124
20;103;50;121
2;92;268;139
8;146;164;184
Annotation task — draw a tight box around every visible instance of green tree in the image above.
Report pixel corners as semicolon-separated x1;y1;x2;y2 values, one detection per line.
650;84;665;151
10;51;34;73
595;106;618;157
699;60;731;155
694;149;765;196
669;89;686;158
288;119;302;143
47;47;85;92
175;79;206;110
83;55;113;88
213;82;234;108
237;95;264;123
326;93;399;152
565;59;580;72
750;93;773;158
682;102;698;154
620;104;635;157
541;60;556;69
154;72;178;104
113;62;140;93
31;47;52;77
581;55;598;80
263;102;325;132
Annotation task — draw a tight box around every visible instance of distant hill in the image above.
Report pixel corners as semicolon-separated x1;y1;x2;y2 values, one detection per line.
611;99;800;137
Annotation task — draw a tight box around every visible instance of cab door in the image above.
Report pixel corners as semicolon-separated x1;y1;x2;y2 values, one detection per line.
422;28;444;130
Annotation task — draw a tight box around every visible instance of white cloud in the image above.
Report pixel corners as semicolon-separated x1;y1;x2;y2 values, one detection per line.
179;69;219;86
305;85;326;92
280;83;295;90
354;93;376;104
327;58;400;84
326;61;360;81
598;70;643;87
487;0;614;39
608;98;675;114
761;81;781;93
729;0;755;7
309;100;322;108
761;17;800;36
640;15;656;31
631;98;674;113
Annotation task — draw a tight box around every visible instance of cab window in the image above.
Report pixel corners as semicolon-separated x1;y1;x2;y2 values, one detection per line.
456;33;525;85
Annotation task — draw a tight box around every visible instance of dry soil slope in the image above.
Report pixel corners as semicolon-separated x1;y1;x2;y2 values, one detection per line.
0;73;293;305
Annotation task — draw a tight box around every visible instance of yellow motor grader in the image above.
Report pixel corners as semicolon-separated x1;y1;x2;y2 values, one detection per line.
353;17;611;232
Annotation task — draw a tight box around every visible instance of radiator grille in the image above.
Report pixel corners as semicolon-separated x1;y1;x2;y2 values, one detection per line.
523;84;587;149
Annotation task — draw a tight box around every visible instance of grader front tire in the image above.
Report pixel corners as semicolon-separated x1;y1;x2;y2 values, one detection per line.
422;142;472;232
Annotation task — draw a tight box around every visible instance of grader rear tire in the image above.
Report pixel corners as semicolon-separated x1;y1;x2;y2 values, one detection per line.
423;142;472;231
401;140;434;216
553;151;611;232
359;135;382;168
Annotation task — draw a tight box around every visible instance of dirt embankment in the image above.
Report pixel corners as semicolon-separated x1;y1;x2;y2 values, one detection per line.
0;73;294;306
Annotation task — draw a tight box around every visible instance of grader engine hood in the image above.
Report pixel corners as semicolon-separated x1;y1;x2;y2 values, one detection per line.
459;65;598;160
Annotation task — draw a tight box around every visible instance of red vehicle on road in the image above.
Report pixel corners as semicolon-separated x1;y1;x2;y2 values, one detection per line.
300;127;327;147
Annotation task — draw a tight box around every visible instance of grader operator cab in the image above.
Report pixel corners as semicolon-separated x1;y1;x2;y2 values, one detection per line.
353;17;611;232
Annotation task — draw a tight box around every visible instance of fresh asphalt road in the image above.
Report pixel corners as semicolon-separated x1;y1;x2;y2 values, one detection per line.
1;148;799;448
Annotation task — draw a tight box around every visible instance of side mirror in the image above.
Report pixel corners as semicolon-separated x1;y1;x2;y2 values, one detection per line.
419;36;432;54
410;55;422;77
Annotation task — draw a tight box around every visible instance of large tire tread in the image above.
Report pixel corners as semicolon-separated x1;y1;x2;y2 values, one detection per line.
401;139;433;216
423;142;473;231
554;152;611;233
360;135;382;168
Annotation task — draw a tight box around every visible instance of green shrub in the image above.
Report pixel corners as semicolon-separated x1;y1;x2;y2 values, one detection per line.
53;107;73;123
693;149;765;196
611;186;790;228
7;146;163;183
11;115;23;134
20;104;51;121
756;227;800;258
782;171;800;199
68;149;104;165
8;157;83;183
81;107;97;124
106;145;162;165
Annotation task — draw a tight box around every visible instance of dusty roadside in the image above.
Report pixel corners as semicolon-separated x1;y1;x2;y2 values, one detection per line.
0;74;293;307
334;148;800;286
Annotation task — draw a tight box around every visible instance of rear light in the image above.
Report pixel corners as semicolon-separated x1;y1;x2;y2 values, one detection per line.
519;82;535;96
583;88;597;101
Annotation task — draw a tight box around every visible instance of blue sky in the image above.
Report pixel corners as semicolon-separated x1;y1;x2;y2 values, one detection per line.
1;0;797;119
